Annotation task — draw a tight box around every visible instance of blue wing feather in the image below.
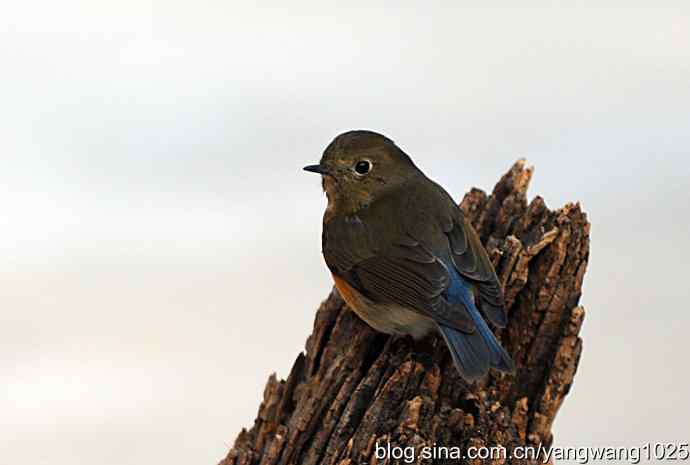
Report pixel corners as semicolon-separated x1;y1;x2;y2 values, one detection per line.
438;259;514;377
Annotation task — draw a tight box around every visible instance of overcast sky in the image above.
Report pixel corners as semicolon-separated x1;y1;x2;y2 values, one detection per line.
1;2;689;465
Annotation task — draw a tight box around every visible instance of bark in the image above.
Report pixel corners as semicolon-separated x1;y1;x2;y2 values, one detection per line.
220;160;590;465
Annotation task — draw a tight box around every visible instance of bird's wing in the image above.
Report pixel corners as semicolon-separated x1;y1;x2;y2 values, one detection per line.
323;216;473;333
345;250;476;333
443;215;507;327
386;181;507;327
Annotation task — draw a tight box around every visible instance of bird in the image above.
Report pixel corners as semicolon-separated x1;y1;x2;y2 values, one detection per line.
303;130;514;382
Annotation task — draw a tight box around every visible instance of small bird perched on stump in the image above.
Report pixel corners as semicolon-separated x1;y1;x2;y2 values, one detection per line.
304;130;514;382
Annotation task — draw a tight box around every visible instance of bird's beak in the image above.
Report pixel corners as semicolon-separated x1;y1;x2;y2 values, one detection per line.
303;164;330;175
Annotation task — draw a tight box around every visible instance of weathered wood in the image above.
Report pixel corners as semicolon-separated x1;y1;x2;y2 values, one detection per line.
220;160;590;465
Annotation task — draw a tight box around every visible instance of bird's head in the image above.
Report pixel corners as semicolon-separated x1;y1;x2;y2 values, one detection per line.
304;130;419;215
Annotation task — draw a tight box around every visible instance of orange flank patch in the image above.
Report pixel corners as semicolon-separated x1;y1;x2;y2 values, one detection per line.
331;273;360;308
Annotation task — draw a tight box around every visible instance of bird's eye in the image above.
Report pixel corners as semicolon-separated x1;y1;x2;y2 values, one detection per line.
354;160;371;175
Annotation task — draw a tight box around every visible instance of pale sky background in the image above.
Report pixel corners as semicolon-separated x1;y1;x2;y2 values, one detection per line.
1;2;690;464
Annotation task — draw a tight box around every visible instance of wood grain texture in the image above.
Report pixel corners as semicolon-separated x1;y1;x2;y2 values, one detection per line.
220;160;590;465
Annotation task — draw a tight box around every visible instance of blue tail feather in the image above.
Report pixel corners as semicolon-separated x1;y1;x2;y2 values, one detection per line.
437;323;490;381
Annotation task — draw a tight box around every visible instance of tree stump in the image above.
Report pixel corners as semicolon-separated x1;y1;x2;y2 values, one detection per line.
220;160;590;465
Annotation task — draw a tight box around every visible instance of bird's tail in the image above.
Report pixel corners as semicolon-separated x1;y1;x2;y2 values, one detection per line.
437;323;514;382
